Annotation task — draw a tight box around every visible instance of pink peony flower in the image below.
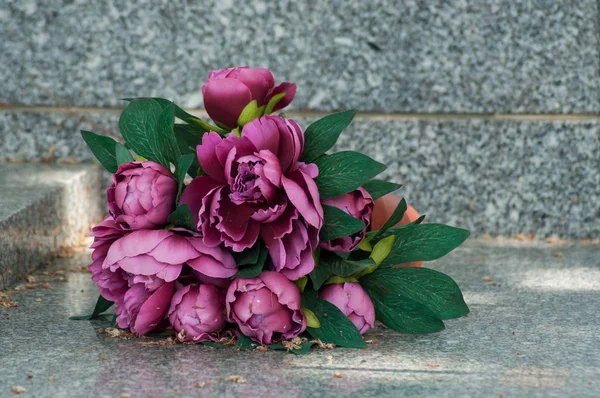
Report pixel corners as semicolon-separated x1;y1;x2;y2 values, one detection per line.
116;281;175;335
202;67;296;128
168;284;227;342
226;271;307;345
181;115;323;280
88;216;128;303
103;229;238;283
106;161;177;230
320;187;374;252
319;282;375;334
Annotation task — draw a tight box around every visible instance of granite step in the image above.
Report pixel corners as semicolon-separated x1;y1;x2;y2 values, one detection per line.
0;240;598;397
0;163;104;288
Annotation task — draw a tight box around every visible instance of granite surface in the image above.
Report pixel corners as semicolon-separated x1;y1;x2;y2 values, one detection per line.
0;163;104;288
1;241;599;397
2;110;599;238
1;0;599;113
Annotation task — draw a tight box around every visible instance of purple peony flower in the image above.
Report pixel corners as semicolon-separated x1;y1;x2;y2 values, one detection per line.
319;282;375;334
168;284;227;342
88;216;128;303
202;67;296;128
320;187;374;252
103;229;238;283
106;161;177;230
116;281;175;335
226;271;306;345
181;115;323;280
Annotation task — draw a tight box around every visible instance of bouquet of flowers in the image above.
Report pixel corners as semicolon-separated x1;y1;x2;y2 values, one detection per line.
74;67;470;352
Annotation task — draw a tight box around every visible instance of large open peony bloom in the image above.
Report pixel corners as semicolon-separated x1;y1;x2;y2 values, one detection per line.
202;67;296;129
226;271;306;345
88;216;128;304
106;161;177;230
103;229;238;282
181;115;323;280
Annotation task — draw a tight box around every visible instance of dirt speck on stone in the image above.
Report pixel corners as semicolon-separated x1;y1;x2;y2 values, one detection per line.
332;372;344;378
195;381;215;388
552;251;564;258
482;276;493;282
426;363;441;368
120;393;132;398
11;386;27;394
226;375;247;384
0;293;18;309
47;376;55;382
26;372;33;379
365;339;378;344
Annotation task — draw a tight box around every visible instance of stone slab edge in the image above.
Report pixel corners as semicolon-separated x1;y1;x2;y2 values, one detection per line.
0;164;104;288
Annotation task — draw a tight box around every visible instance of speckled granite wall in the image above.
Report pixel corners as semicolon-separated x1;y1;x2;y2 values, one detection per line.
1;111;598;238
1;0;599;112
1;0;599;238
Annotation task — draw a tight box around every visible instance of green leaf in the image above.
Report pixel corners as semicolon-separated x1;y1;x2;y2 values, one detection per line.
357;239;372;252
200;341;227;349
324;275;358;285
314;152;386;199
70;295;114;320
136;97;228;134
264;92;286;115
234;244;268;278
295;276;308;293
362;278;445;334
309;264;330;290
370;235;396;266
119;99;163;163
362;180;402;200
378;224;470;267
237;100;264;127
362;268;469;320
319;251;375;277
174;124;203;153
306;298;366;348
175;153;195;202
115;142;134;166
80;130;118;173
154;102;182;166
369;199;407;240
237;334;258;350
303;307;321;328
301;110;356;163
232;243;261;266
168;204;196;231
320;204;366;241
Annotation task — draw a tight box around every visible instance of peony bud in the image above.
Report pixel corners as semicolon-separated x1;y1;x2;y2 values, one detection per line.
319;282;375;334
226;271;306;345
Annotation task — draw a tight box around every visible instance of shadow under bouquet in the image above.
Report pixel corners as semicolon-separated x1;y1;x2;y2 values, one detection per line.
75;66;470;353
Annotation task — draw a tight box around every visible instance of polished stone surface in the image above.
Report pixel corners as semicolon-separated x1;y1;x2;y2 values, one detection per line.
2;110;599;238
0;163;104;288
1;241;599;397
1;0;599;113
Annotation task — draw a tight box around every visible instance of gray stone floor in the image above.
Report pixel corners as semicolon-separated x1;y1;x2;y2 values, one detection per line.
1;240;599;397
